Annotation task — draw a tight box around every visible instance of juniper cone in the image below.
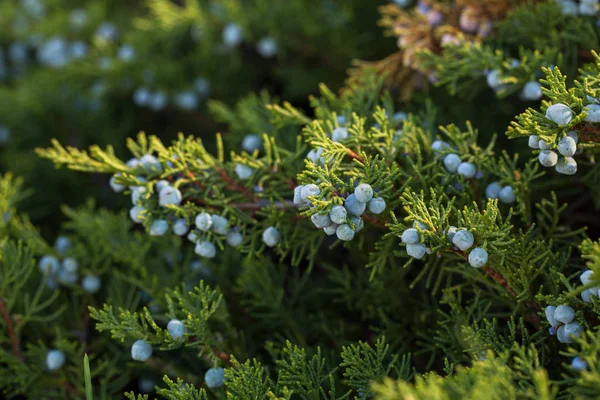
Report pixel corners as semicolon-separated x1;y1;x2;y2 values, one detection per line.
4;0;600;399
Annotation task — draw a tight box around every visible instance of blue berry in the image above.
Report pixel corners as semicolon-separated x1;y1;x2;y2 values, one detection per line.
329;206;347;225
580;270;594;285
485;182;502;199
567;130;579;144
195;241;217;258
539;150;558;167
256;37;278;58
307;147;325;164
174;90;198;110
109;174;126;192
558;136;577;157
234;164;253;180
54;236;72;255
446;226;457;242
344;194;366;216
195;213;213;231
156;180;170;192
545;306;558;326
571;357;587;371
46;350;66;371
468;247;488;268
545;103;573;125
584;104;600;122
150;220;169;236
538;139;551;150
131;187;147;205
431;140;450;153
555;157;577;175
452;230;474;251
406;243;427;259
148;91;168;111
210;215;229;235
159;186;182;207
241;134;262;153
367;197;386;214
443;154;461;173
323;223;338;236
187;231;198;243
226;230;243;247
193;77;211;96
134;87;151;106
548;326;557;335
39;256;60;275
204;367;225;388
457;162;476;179
528;135;540;149
349;216;364;232
498;186;515;204
581;288;597;303
301;184;320;200
354;184;374;203
138;378;155;393
62;257;78;273
554;305;575;324
401;228;420;244
293;186;304;205
131;340;152;361
521;81;542;101
140;154;163;174
563;322;583;342
173;219;189;236
262;226;280;247
336;224;355;241
167;319;186;341
331;127;349;142
58;268;78;284
82;275;101;293
312;213;333;228
223;23;243;48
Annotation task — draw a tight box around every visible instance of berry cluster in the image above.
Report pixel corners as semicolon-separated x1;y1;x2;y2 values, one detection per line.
555;0;599;16
579;270;599;303
486;69;543;101
38;236;101;293
544;305;583;343
204;367;226;389
298;183;386;241
432;140;478;179
529;130;579;176
484;182;516;204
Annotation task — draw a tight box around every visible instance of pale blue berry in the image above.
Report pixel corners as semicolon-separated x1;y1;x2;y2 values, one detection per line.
193;77;211;96
131;340;152;361
413;221;427;230
556;325;569;343
545;103;573;125
585;104;600;122
140;154;163;173
468;247;488;268
262;226;280;247
581;288;597;303
301;184;320;200
134;87;151;106
323;223;338;236
46;350;66;371
539;150;558;167
138;377;155;393
486;69;502;90
498;186;515;204
155;180;170;192
443;154;461;173
226;230;243;247
452;230;474;251
148;91;168;111
447;226;457;242
521;81;542;101
109;174;126;192
528;135;540;149
150;220;169;236
242;134;262;153
131;187;146;204
117;44;136;62
173;219;189;236
485;182;502;199
329;206;347;224
195;213;213;231
257;37;277;58
204;367;225;388
62;257;78;273
367;197;386;214
57;268;78;284
234;163;253;180
332;127;349;142
293;186;304;205
82;275;101;293
431;140;450;153
95;22;118;42
555;156;577;175
401;228;420;244
39;256;60;275
307;147;324;164
195;241;216;258
167;319;186;341
354;184;374;203
69;9;88;29
393;111;408;122
350;216;364;232
406;243;427;259
344;194;366;216
554;305;575;324
580;270;594;285
223;23;242;47
336;224;355;241
558;136;577;157
55;236;72;255
457;162;476;178
538;139;551;150
563;322;583;342
174;90;198;110
545;306;558;327
312;213;333;228
210;214;229;235
571;357;587;371
567;130;579;144
130;206;146;223
187;231;198;243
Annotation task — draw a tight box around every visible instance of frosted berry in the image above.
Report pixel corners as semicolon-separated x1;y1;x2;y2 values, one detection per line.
210;214;229;235
567;130;579;144
173;219;189;236
406;243;427;259
140;154;163;174
554;305;575;324
195;241;217;258
452;230;474;251
150;220;169;236
134;87;151;106
350;216;364;232
167;319;186;341
468;247;488;268
131;340;152;361
293;186;304;205
443;154;461;173
329;206;347;225
584;104;600;122
262;226;280;247
431;140;450;153
312;213;333;228
130;206;145;223
539;150;558;167
82;275;101;293
204;367;225;388
62;257;78;274
368;197;386;214
528;135;540;149
46;350;66;371
39;255;60;275
485;182;502;199
538;140;551;150
556;325;569;343
174;90;198;110
521;81;542;101
457;162;476;179
195;213;213;231
558;136;577;157
323;224;338;236
223;23;243;48
234;163;253;180
336;224;355;241
131;187;147;205
226;230;243;247
241;134;262;153
344;194;366;216
545;103;573;125
155;180;170;192
580;270;594;285
148;91;168;111
486;69;502;90
563;322;583;342
331;127;349;142
109;174;126;192
58;268;78;284
307;147;325;164
581;288;597;303
301;184;320;200
498;186;515;204
555;157;577;175
571;357;587;371
257;37;277;58
187;231;198;243
446;226;458;242
545;306;558;327
401;228;420;245
55;236;72;255
159;186;182;207
354;184;374;203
